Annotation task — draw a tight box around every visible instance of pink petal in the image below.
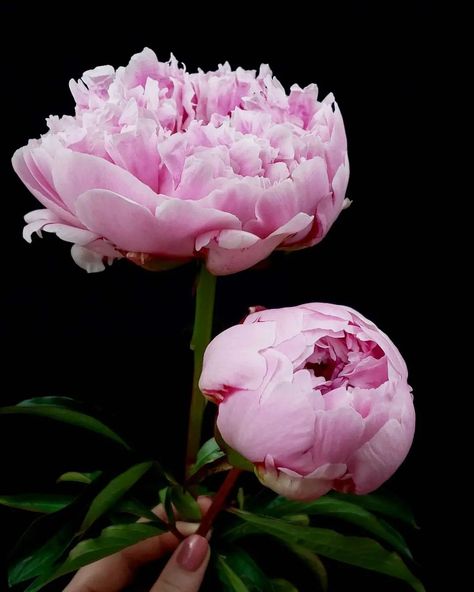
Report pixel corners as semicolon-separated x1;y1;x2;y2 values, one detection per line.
250;157;330;237
256;458;345;501
75;190;166;252
42;224;99;245
324;103;347;180
152;199;241;256
199;322;277;395
12;148;79;226
203;212;313;275
245;306;305;344
198;180;262;225
217;381;316;465
76;189;240;256
71;244;109;273
23;209;61;242
311;407;365;467
51;148;162;213
105;122;160;192
347;415;415;494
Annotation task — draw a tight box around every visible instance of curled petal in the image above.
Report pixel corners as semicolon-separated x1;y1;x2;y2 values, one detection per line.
203;213;313;275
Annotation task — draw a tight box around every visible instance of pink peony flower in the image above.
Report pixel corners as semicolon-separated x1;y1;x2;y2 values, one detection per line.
12;48;349;274
199;303;415;500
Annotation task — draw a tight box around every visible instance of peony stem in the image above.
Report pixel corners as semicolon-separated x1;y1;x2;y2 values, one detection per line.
185;264;217;476
197;468;242;538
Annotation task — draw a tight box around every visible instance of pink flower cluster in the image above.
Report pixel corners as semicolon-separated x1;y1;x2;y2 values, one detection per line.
200;303;415;500
13;48;349;274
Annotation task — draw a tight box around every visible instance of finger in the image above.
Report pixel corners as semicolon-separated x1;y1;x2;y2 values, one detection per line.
63;522;199;592
150;534;210;592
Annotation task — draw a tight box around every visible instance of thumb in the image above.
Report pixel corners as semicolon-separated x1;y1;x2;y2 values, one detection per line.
150;534;210;592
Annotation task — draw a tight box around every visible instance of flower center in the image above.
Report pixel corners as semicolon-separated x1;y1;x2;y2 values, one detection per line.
303;333;387;391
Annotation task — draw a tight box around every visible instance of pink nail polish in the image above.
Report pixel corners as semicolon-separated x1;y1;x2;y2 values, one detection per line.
177;534;209;572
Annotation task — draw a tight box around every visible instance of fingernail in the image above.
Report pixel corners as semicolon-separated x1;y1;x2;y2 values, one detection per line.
177;534;209;572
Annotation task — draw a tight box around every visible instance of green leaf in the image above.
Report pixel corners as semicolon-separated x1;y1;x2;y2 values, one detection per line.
265;496;412;559
0;401;130;450
215;554;250;591
279;542;327;591
7;467;150;587
115;497;167;527
9;521;78;586
25;523;166;592
226;510;425;592
222;547;274;591
191;437;225;475
281;514;310;527
271;579;298;592
160;486;176;529
17;396;84;410
0;493;74;513
80;462;153;532
329;491;418;527
171;486;201;522
57;471;102;484
7;476;110;586
227;449;254;472
237;487;245;511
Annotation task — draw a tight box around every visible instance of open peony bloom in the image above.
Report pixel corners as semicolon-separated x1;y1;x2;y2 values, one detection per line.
12;48;349;274
200;303;415;501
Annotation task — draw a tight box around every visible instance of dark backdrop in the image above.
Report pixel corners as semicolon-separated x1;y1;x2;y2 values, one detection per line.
1;3;436;590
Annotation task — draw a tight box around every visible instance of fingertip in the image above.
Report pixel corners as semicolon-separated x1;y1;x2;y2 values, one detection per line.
197;495;213;514
176;534;210;572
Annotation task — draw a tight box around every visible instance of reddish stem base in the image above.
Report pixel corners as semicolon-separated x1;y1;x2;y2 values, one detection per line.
197;468;242;538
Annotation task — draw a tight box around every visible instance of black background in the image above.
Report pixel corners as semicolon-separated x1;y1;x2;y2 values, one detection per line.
1;2;437;590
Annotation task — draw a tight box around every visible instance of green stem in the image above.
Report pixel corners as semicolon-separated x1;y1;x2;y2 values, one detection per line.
185;265;217;476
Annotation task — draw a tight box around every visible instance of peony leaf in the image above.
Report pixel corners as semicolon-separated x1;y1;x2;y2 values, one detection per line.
115;497;164;524
227;448;254;472
278;542;327;591
7;476;110;586
271;579;299;592
328;491;418;527
190;437;226;475
0;493;75;514
215;554;251;591
16;396;85;410
160;486;176;529
0;491;160;526
57;471;102;484
265;496;412;559
0;400;130;450
79;462;153;533
281;514;310;526
9;521;78;587
220;546;274;591
226;510;425;592
7;464;154;586
171;486;201;522
237;487;245;511
25;523;166;592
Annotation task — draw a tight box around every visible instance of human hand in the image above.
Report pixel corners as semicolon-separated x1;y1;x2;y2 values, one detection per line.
64;497;212;592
